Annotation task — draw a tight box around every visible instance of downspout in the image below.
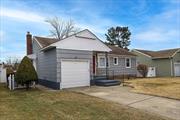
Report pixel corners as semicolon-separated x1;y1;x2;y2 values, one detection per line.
105;52;108;79
170;58;174;77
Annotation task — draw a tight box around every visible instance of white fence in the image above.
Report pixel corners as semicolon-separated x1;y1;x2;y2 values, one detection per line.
7;74;36;90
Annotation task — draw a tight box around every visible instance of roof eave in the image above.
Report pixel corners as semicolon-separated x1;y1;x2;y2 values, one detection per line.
41;46;56;51
132;49;152;58
152;57;170;60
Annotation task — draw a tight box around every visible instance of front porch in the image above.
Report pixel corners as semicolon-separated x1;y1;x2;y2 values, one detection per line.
91;51;120;86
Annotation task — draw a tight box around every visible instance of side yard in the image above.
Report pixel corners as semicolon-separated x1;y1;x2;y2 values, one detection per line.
0;84;169;120
125;77;180;100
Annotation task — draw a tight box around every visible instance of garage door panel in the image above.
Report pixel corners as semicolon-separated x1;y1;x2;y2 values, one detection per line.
61;60;90;89
62;75;89;81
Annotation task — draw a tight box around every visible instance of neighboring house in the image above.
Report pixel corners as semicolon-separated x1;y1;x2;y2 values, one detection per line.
132;48;180;77
27;29;136;89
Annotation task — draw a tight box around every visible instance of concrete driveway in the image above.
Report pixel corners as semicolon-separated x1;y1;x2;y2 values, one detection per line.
71;86;180;120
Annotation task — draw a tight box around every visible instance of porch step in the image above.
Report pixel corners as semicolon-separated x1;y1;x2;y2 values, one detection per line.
95;80;121;86
93;76;107;80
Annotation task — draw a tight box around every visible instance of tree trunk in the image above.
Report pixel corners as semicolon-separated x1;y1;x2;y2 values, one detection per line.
25;82;30;90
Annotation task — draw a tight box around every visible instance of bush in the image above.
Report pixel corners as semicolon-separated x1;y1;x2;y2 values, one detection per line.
15;56;38;90
137;64;148;78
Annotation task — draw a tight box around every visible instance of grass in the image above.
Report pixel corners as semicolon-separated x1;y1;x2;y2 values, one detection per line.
0;84;170;120
125;77;180;100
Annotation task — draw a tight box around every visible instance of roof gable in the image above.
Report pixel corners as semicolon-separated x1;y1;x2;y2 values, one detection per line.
75;29;97;40
42;29;111;52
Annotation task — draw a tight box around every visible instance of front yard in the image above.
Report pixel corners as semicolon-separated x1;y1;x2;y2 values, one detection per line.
125;77;180;100
0;84;169;120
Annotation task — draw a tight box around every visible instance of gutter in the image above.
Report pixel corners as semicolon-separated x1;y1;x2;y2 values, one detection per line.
40;46;56;51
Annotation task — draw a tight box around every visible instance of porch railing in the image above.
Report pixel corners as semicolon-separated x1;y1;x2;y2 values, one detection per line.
93;70;115;80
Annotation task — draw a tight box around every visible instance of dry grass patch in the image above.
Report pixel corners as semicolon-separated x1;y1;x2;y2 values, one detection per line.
125;77;180;100
0;84;170;120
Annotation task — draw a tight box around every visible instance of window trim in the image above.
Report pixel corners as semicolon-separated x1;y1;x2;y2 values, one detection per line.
125;57;131;68
113;57;118;65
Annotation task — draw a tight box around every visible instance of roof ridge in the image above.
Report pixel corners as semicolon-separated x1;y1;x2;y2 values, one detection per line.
134;48;180;58
33;29;101;49
134;49;155;52
34;36;59;40
156;48;180;52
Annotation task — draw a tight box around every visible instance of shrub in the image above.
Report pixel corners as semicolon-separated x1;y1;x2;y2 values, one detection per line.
15;56;38;90
137;64;148;78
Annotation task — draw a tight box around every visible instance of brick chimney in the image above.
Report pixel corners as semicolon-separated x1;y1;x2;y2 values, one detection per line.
26;31;32;55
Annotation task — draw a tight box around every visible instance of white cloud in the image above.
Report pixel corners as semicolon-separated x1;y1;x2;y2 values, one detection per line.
0;7;45;23
134;29;179;42
134;8;180;43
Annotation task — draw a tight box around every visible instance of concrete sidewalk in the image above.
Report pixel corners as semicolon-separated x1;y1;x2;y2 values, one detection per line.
71;86;180;120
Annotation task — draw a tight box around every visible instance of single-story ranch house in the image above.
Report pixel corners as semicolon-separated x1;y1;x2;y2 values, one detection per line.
27;29;137;89
132;48;180;77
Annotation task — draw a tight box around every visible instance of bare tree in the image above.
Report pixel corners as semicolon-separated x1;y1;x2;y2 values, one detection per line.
45;17;79;40
5;56;21;71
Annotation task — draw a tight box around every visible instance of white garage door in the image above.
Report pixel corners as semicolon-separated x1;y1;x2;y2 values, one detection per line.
61;60;90;89
174;63;180;76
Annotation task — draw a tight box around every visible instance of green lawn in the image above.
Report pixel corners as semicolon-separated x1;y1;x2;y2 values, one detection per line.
0;84;170;120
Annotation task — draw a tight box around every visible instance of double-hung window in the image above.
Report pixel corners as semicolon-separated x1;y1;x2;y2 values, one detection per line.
98;56;106;68
125;58;131;68
113;57;118;65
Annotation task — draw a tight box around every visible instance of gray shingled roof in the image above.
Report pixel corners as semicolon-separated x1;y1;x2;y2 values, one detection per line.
108;45;136;56
135;48;180;59
34;36;59;48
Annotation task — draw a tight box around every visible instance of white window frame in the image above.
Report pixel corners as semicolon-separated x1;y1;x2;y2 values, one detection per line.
113;57;118;65
98;56;106;68
125;58;131;68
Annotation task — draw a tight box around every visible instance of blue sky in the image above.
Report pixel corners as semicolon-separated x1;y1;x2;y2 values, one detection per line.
0;0;180;62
